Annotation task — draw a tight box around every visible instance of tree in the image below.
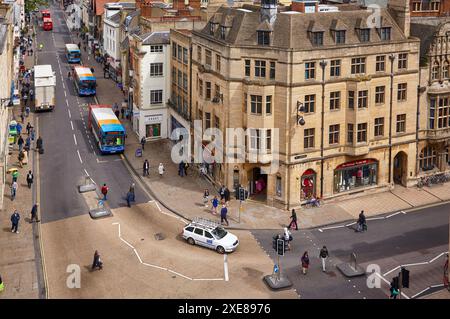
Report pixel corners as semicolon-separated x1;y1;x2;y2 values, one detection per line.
25;0;49;13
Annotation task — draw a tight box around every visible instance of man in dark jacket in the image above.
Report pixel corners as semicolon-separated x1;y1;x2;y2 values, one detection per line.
36;136;43;151
288;209;298;230
140;137;146;150
26;170;33;188
220;205;229;226
357;210;366;232
11;210;20;233
224;187;230;205
219;185;226;201
92;250;103;270
17;135;24;153
30;203;39;223
143;159;150;177
319;246;329;272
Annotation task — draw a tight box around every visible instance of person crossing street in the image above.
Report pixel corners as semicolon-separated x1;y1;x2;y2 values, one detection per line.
319;246;329;272
101;184;108;201
143;159;150;177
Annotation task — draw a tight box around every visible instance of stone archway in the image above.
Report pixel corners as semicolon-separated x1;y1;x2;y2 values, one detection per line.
394;151;408;186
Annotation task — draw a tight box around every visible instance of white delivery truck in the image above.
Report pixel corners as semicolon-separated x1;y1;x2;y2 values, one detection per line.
34;64;56;111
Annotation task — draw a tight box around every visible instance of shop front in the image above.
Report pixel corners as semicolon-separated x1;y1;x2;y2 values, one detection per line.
334;159;378;193
144;114;163;139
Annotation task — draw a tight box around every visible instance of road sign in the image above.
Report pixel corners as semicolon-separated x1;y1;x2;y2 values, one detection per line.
273;264;279;273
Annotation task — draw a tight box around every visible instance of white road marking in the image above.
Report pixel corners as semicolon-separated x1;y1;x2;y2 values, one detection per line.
68;109;71;118
64;90;66;97
66;99;69;107
96;158;108;163
383;251;448;276
84;169;89;176
77;150;83;163
73;134;77;145
224;254;229;282
70;121;74;130
112;223;223;281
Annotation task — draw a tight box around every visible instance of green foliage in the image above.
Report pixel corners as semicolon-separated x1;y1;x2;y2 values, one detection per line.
25;0;49;13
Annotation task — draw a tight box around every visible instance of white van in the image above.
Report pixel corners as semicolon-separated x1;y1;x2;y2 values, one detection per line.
182;217;239;254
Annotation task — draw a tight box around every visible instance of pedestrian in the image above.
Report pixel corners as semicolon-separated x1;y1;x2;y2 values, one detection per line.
20;112;25;123
11;181;18;201
18;150;24;167
125;108;130;119
319;246;329;272
126;191;133;207
10;210;20;233
203;189;210;207
0;274;4;292
211;196;219;215
31;128;35;141
91;250;103;270
140;136;146;150
389;280;399;299
143;159;150;176
101;183;108;201
288;209;299;230
284;227;292;251
30;203;40;223
25;106;30;117
178;161;185;177
301;251;310;275
224;187;230;206
220;204;229;226
26;170;34;188
115;110;120;118
11;169;19;183
219;185;226;201
357;210;367;232
121;108;125;119
36;136;43;152
29;88;34;101
16;122;23;135
25;136;31;153
184;162;189;176
158;163;165;177
26;122;31;135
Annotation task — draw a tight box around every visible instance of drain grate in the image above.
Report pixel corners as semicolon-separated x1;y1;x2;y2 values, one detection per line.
154;233;165;240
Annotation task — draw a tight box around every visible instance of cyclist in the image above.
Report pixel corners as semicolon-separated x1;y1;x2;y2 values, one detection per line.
38;43;43;51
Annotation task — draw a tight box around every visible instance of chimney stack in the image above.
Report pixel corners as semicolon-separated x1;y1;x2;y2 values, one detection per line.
388;0;410;38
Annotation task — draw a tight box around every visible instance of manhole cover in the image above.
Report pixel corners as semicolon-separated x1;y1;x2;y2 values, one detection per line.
154;233;164;240
326;271;337;277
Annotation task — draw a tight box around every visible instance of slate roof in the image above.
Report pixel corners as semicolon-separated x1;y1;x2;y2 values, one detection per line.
196;6;408;50
136;31;170;45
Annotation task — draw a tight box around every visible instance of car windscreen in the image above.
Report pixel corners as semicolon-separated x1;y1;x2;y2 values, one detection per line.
212;227;227;239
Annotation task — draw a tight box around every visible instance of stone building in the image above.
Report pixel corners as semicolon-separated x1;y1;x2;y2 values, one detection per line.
191;0;420;209
411;13;450;177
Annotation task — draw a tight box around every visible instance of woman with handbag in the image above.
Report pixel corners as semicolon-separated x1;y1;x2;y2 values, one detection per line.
301;251;310;275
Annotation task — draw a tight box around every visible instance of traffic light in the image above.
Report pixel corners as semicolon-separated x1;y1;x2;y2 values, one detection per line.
401;267;410;288
237;187;248;201
276;239;285;256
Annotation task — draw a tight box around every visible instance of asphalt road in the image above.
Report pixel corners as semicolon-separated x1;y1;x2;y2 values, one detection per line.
36;4;149;223
252;204;449;299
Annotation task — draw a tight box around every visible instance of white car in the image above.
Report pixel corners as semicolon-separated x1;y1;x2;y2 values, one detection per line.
182;218;239;254
12;90;20;106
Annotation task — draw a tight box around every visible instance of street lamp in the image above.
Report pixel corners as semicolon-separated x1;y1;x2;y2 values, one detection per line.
296;101;306;126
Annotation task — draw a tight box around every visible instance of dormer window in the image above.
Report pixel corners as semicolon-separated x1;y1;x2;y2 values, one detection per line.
334;30;345;44
378;27;391;41
220;26;226;40
311;32;324;46
257;31;270;46
358;28;370;42
209;22;217;35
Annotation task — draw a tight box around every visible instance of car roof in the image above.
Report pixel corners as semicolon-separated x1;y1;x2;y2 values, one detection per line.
186;217;222;231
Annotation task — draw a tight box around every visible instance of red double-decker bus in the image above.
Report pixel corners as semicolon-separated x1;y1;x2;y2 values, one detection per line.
41;9;51;20
43;17;53;31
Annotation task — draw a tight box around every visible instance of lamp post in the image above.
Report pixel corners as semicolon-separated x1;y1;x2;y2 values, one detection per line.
319;60;327;198
388;54;395;184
